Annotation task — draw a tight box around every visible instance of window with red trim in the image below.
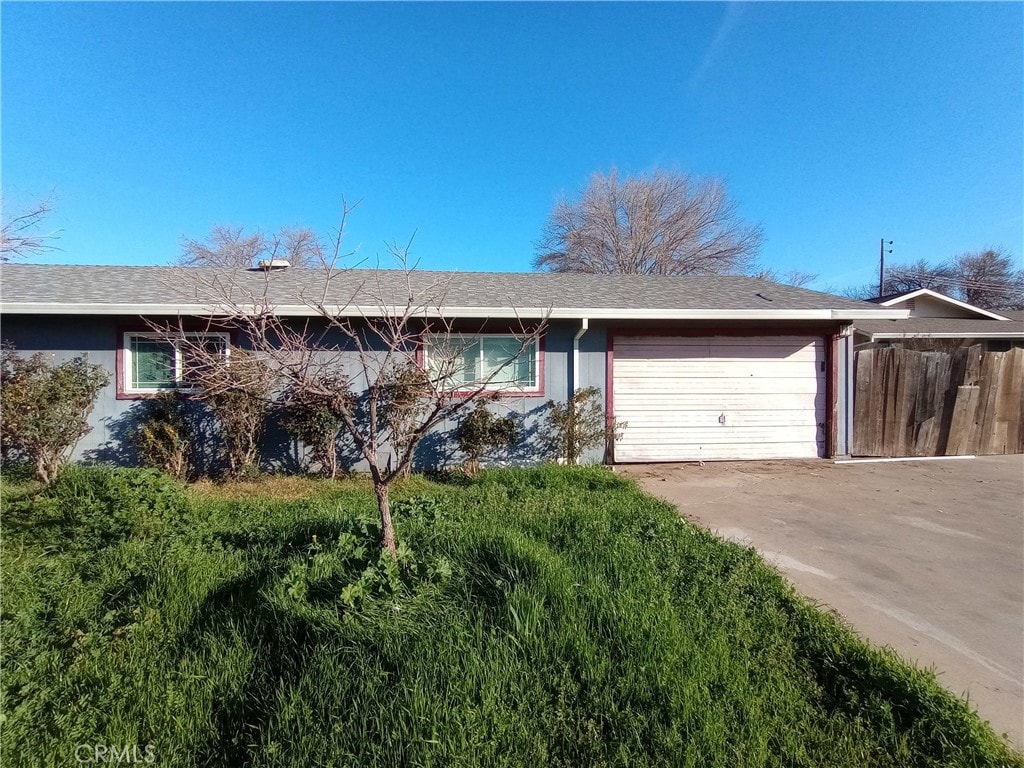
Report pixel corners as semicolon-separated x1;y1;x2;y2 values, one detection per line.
423;334;540;393
121;331;229;394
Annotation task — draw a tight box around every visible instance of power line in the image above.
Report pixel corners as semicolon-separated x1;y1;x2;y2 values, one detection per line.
890;270;1023;291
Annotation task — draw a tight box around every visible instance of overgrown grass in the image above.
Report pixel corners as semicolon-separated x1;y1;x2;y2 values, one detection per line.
2;464;1020;767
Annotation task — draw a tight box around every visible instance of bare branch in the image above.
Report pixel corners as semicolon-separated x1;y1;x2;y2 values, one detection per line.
1;197;61;261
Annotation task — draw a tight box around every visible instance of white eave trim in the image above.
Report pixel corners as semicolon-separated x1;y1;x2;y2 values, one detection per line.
0;302;910;321
877;288;1012;321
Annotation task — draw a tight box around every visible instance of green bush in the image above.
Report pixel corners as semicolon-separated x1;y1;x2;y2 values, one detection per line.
1;344;110;482
542;387;625;465
455;400;520;474
135;391;193;480
191;350;276;478
278;378;349;478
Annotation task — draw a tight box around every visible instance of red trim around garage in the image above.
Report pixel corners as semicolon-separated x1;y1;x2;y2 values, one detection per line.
826;333;839;458
607;327;843;462
610;326;838;338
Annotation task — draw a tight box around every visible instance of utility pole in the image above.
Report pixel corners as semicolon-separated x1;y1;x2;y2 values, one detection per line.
878;238;893;296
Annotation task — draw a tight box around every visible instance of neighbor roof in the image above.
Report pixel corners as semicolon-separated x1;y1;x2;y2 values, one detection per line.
0;264;908;321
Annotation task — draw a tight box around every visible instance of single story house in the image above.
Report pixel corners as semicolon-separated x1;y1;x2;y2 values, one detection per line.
0;263;909;468
855;288;1024;351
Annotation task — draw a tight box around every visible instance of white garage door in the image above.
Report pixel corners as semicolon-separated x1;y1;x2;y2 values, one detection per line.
612;335;826;461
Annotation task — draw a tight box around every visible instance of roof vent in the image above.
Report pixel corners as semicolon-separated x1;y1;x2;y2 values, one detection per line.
256;259;291;271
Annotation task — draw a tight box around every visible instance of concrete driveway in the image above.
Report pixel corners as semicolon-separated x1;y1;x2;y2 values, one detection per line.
620;455;1024;746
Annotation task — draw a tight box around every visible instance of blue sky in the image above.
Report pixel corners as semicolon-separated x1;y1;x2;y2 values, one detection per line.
3;2;1022;292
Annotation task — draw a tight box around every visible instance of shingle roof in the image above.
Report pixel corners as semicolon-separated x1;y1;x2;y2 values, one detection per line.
865;292;906;304
0;263;903;320
856;317;1024;338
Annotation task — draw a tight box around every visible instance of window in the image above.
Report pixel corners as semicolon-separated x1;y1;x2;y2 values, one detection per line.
122;332;229;394
424;334;539;392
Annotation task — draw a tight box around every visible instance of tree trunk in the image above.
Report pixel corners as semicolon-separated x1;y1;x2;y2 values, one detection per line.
375;481;397;558
35;454;51;484
326;442;338;479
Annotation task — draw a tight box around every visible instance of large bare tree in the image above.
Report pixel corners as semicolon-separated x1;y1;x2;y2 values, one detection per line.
164;205;547;557
534;168;763;276
952;248;1024;310
179;224;326;268
1;198;60;261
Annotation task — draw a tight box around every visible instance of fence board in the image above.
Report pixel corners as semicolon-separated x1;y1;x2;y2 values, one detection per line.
947;386;980;456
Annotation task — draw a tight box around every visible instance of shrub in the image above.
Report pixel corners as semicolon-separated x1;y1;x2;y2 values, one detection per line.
379;362;431;479
0;344;110;482
135;391;192;480
456;400;520;474
192;350;275;478
278;377;350;478
542;387;625;465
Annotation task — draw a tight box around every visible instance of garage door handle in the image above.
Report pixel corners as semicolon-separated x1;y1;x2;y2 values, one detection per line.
719;413;726;424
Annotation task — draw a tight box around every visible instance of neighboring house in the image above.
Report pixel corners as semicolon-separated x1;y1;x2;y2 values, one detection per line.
0;264;908;467
855;288;1024;351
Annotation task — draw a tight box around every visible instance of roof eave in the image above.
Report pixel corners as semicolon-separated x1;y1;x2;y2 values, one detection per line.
0;302;910;321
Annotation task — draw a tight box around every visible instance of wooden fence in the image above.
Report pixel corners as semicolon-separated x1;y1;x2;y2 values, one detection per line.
853;345;1024;457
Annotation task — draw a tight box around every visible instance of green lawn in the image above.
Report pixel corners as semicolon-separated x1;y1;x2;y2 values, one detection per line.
1;465;1020;767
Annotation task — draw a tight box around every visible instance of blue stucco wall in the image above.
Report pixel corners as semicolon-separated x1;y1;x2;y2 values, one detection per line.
2;314;855;469
414;320;608;468
0;315;608;472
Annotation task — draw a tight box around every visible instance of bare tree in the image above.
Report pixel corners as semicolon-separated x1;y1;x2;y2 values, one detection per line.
952;248;1024;310
163;205;547;557
1;198;61;261
843;260;956;301
534;168;762;276
179;224;326;269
